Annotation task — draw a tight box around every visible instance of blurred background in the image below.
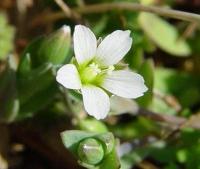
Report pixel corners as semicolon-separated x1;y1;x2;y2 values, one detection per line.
0;0;200;169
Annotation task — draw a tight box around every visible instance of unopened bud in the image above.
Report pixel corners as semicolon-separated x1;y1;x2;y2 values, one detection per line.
78;138;104;165
38;25;71;64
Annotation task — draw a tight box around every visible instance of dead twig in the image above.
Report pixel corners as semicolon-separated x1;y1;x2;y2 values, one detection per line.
75;2;200;23
31;2;200;28
139;108;186;126
54;0;82;22
180;22;198;40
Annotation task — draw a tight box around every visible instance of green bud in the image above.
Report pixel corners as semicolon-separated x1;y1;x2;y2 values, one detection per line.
79;118;108;133
38;25;71;65
18;25;71;75
78;138;104;165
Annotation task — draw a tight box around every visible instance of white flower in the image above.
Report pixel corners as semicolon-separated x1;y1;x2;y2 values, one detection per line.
56;25;148;120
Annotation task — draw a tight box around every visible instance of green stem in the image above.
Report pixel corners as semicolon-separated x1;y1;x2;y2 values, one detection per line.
59;86;76;118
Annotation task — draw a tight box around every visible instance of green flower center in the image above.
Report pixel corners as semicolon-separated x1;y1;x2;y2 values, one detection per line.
78;61;114;86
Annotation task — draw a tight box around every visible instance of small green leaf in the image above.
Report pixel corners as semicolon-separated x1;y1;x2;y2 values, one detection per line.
79;118;108;133
137;59;154;107
91;16;108;36
17;36;44;72
17;52;32;77
17;63;57;119
139;13;191;56
61;130;96;153
176;149;188;163
96;132;115;155
126;47;144;70
154;67;200;108
0;13;15;60
98;148;120;169
0;62;19;123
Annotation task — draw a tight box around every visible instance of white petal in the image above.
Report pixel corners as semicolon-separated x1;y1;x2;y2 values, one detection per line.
110;96;139;115
73;25;97;64
81;85;110;120
102;70;148;99
56;64;81;89
96;30;132;66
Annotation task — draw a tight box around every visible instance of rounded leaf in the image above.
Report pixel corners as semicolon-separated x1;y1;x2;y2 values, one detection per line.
139;13;191;57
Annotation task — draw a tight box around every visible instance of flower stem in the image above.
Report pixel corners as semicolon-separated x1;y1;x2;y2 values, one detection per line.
75;2;200;23
31;2;200;27
59;86;76;118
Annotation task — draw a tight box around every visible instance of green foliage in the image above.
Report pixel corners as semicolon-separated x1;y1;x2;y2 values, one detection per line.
16;26;71;120
139;13;191;56
79;118;108;133
0;26;72;122
38;26;71;65
154;68;200;108
120;128;200;169
18;26;71;71
0;59;19;122
0;13;15;60
17;63;57;119
61;130;119;169
110;117;159;140
0;1;200;169
121;147;149;169
137;59;154;107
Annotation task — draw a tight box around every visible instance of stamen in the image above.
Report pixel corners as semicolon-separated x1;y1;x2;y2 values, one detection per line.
107;65;115;75
89;63;101;75
99;65;115;75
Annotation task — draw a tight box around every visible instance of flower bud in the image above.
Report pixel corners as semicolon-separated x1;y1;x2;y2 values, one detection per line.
38;25;71;64
78;138;104;165
18;25;72;76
